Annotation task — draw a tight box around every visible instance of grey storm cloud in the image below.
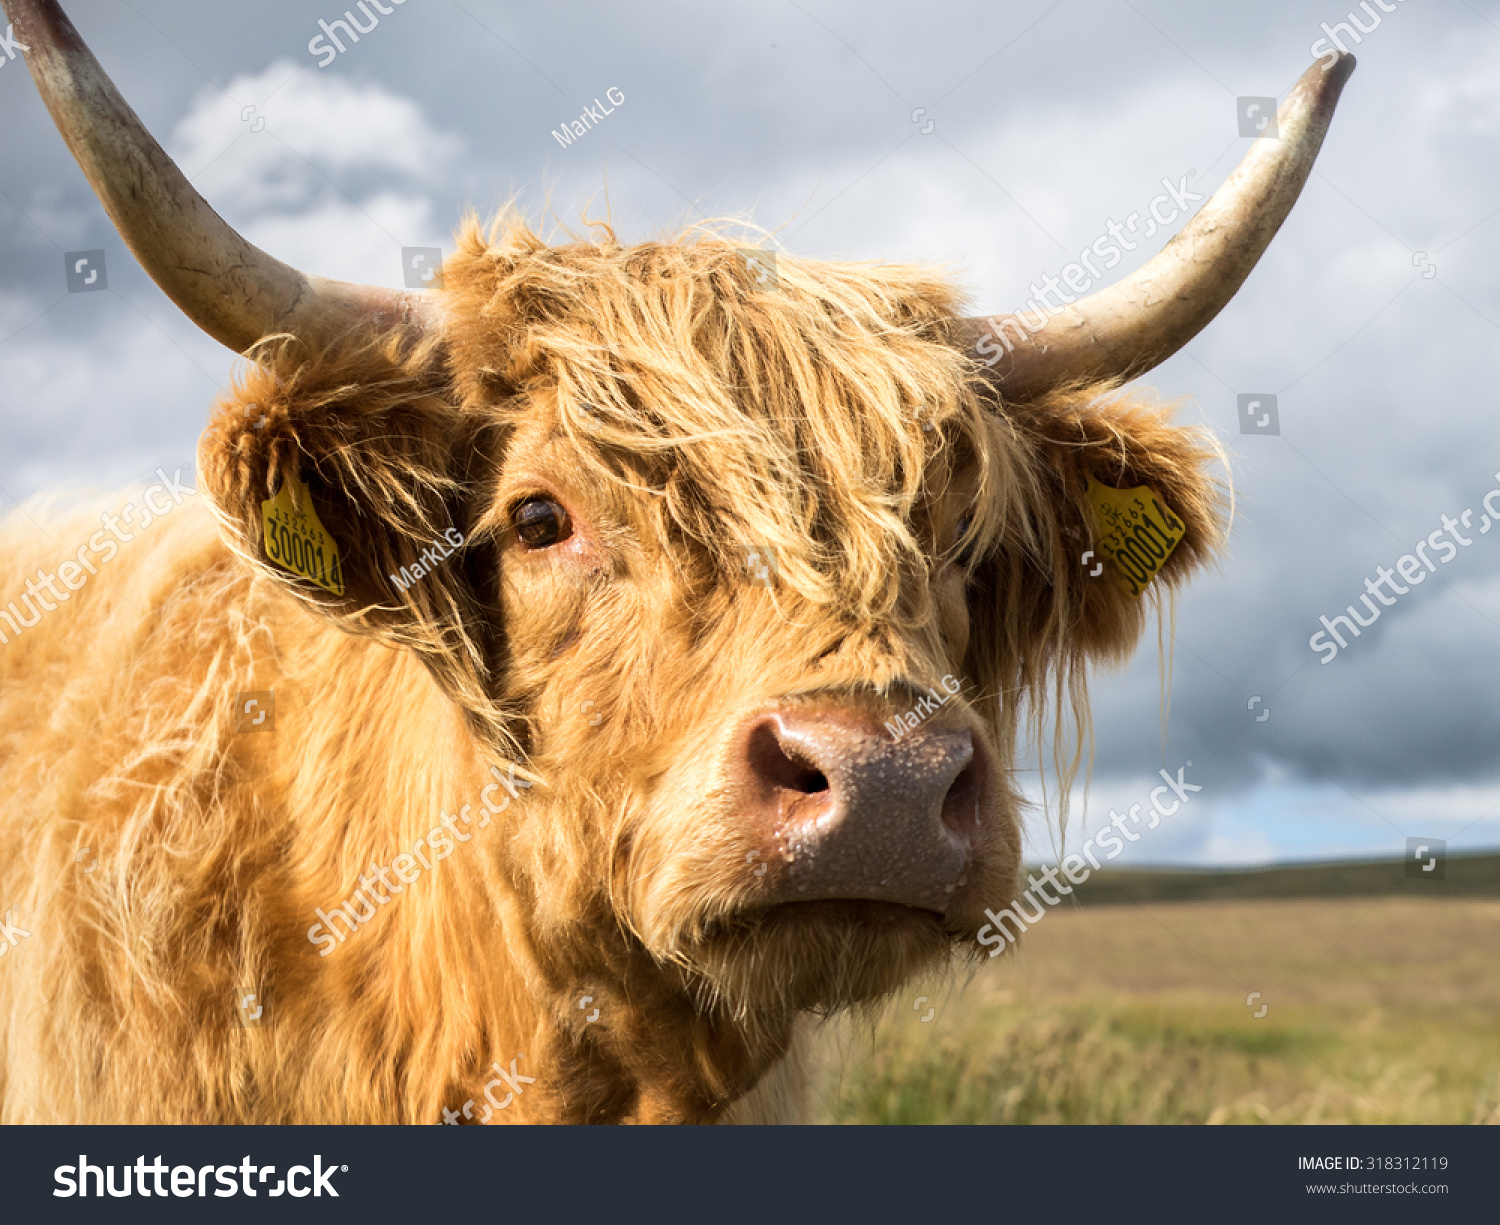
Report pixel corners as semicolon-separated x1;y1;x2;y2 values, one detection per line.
1;0;1498;826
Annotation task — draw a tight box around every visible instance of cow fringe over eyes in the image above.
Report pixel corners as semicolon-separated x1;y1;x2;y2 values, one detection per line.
203;207;1225;837
439;211;1222;800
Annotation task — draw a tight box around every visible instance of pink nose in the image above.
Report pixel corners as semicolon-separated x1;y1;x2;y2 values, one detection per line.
732;706;985;913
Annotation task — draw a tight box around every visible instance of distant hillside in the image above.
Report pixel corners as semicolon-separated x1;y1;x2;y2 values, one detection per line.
1059;852;1500;904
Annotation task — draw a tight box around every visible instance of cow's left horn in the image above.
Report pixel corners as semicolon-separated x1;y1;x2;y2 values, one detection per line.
965;54;1355;400
5;0;428;355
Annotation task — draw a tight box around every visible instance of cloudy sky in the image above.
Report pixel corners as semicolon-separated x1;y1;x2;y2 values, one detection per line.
2;0;1497;866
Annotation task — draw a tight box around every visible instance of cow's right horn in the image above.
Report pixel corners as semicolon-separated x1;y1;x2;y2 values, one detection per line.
5;0;428;355
965;53;1355;401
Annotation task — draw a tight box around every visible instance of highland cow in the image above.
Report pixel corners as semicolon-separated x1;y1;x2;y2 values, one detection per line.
0;0;1353;1123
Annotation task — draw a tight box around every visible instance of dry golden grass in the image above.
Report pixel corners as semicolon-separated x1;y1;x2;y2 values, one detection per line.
811;898;1500;1124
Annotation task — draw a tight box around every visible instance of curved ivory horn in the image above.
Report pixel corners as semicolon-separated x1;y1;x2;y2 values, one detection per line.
965;54;1356;400
4;0;428;355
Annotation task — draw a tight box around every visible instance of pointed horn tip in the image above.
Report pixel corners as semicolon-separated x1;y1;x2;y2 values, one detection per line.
1292;51;1357;114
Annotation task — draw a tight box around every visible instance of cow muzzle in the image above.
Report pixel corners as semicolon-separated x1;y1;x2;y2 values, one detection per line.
727;705;987;915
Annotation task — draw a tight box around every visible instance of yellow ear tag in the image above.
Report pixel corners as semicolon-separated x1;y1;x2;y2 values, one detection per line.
1085;477;1186;598
260;469;345;596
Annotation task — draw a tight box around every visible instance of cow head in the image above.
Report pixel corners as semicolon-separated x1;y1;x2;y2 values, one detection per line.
9;0;1353;1117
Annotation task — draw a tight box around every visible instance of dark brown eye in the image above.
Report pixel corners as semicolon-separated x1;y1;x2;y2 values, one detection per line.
513;497;572;549
952;511;977;565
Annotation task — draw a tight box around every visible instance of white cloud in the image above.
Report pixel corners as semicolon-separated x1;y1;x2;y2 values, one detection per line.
1412;35;1500;139
163;61;463;284
0;306;213;502
240;190;449;286
171;61;462;203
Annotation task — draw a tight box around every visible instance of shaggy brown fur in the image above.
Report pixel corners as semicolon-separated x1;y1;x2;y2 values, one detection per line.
0;214;1222;1123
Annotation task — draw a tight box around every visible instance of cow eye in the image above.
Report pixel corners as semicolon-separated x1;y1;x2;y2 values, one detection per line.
951;510;978;566
513;497;573;549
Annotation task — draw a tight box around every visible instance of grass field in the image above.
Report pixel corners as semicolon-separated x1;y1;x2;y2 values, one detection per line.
810;891;1500;1124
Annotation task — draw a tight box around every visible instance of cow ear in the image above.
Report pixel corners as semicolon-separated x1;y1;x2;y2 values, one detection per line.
197;337;500;678
977;386;1226;664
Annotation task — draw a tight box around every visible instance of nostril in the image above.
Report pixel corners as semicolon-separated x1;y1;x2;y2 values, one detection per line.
747;720;830;795
940;756;982;843
796;769;829;794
